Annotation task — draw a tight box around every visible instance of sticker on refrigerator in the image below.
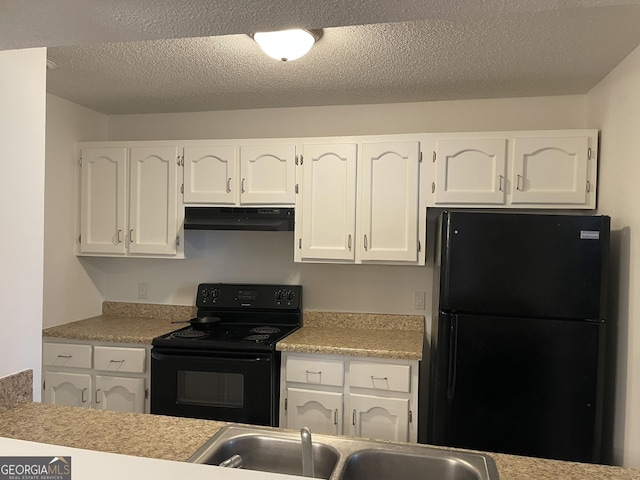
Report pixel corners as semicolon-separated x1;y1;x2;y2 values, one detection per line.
580;230;600;240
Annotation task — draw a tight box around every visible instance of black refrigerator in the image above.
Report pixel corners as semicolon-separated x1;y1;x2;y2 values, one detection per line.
425;211;610;463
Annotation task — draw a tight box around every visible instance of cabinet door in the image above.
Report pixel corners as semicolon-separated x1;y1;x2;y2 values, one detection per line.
239;145;296;205
511;136;591;206
183;146;237;204
433;138;507;205
128;146;179;255
286;387;343;436
95;375;145;413
79;147;128;255
360;142;420;262
44;371;92;408
350;393;409;442
300;144;357;261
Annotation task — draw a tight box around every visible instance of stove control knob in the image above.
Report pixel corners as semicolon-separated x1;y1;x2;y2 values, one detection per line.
275;289;284;304
202;287;220;304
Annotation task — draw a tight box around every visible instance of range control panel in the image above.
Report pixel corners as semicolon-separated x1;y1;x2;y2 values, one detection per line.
197;283;302;310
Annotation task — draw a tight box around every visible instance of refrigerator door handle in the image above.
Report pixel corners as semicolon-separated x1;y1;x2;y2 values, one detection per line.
446;314;458;400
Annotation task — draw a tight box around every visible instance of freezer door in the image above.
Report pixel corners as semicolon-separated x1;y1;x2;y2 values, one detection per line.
427;313;604;463
439;211;609;320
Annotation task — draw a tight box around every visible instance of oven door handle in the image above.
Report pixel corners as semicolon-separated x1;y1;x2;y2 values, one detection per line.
151;351;271;363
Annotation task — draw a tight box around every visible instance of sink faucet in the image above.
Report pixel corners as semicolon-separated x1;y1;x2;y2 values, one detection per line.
300;427;315;478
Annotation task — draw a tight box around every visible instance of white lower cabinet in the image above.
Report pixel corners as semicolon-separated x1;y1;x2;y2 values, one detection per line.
43;371;92;408
349;393;410;443
286;388;343;436
43;340;149;414
94;375;146;413
280;353;418;443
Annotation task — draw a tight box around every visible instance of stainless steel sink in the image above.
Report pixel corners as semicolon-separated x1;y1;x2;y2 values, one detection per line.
187;425;500;480
338;448;495;480
187;425;340;479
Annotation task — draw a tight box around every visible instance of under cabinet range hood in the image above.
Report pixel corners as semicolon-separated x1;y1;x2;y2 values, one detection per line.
184;207;294;231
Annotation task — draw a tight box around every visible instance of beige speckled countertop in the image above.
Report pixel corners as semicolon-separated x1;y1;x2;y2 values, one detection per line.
43;303;425;359
0;403;638;480
42;302;196;344
0;403;225;461
277;311;424;360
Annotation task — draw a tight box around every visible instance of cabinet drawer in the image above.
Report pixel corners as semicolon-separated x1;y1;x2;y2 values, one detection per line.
94;346;146;373
349;361;411;393
286;356;344;387
43;343;92;368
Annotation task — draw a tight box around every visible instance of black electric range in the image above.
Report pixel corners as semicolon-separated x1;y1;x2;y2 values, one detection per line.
150;283;302;426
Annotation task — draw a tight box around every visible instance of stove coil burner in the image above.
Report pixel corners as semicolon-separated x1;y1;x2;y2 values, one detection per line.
244;334;271;342
250;326;281;334
171;330;208;339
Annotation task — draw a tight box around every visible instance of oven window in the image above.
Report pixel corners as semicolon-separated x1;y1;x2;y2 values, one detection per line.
176;370;244;408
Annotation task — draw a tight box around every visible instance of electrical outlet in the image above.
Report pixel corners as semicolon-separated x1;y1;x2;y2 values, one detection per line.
414;291;426;310
138;282;148;299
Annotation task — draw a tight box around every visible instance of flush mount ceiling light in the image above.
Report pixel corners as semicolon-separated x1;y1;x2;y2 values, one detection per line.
252;29;322;62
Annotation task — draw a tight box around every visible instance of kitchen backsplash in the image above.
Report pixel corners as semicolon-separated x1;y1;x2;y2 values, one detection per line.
102;301;196;320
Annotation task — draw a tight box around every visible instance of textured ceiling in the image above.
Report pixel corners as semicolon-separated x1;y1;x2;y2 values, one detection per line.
4;0;640;114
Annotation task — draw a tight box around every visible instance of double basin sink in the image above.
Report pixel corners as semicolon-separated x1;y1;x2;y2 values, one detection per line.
187;425;500;480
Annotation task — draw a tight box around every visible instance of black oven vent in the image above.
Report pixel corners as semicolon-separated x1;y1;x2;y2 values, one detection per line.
184;207;294;231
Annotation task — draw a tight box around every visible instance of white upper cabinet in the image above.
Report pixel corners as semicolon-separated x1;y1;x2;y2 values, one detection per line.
128;146;180;256
183;145;237;204
299;144;358;261
79;147;128;255
295;139;424;265
240;145;296;205
510;136;592;206
428;130;597;209
432;138;507;205
78;143;184;258
359;141;421;263
183;143;296;206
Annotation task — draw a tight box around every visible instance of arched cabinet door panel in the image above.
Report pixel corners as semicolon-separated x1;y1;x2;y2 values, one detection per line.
511;136;591;206
285;387;343;436
433;138;507;206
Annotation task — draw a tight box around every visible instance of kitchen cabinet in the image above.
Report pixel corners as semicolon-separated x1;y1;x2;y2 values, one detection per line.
359;141;421;263
431;138;507;205
510;135;593;206
78;144;184;258
183;144;296;206
280;353;418;442
295;140;425;265
428;130;598;209
285;388;343;436
297;143;358;262
43;339;149;413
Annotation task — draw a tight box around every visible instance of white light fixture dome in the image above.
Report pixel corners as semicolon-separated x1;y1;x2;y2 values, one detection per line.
252;29;321;62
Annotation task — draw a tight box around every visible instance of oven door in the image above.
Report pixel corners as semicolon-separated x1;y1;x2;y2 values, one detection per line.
151;347;275;426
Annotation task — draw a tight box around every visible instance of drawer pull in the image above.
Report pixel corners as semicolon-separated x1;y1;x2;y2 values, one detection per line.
95;389;101;404
57;355;73;359
109;359;125;363
305;370;322;375
81;388;87;404
334;409;338;425
371;376;388;381
352;409;356;426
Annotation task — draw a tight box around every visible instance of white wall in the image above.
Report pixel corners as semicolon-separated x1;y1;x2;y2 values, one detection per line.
43;95;108;328
107;95;587;140
586;44;640;468
0;48;47;399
